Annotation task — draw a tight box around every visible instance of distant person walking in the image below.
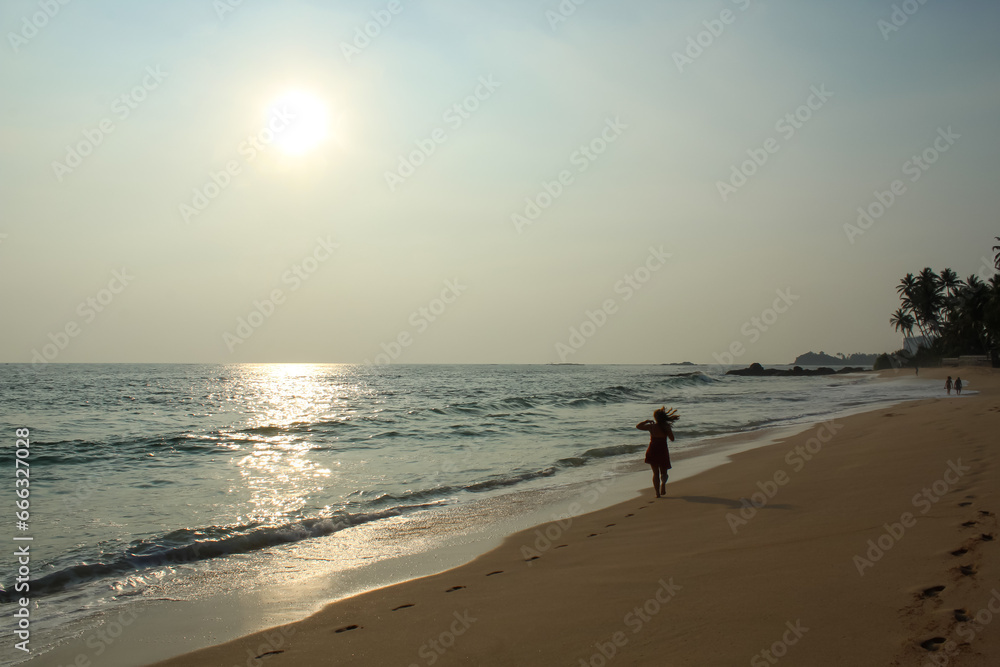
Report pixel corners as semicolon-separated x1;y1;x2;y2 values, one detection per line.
636;407;678;498
945;376;953;395
955;377;963;395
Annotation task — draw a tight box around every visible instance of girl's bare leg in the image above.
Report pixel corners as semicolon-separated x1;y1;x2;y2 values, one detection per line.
651;466;661;498
659;466;668;495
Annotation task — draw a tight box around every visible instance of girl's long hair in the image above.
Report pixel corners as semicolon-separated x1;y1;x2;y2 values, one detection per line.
653;406;679;428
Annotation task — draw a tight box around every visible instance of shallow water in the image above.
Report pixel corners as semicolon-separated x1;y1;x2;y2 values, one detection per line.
0;363;942;664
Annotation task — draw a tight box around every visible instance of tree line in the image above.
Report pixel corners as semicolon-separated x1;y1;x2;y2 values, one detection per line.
887;237;1000;364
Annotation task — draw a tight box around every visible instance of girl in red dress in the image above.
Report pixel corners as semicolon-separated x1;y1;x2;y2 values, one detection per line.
636;407;678;498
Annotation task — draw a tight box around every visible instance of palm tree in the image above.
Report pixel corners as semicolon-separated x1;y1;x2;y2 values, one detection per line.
993;236;1000;270
912;267;944;337
950;275;991;354
983;274;1000;354
893;269;942;340
889;307;915;339
939;268;960;296
893;253;1000;363
896;273;916;303
937;268;961;335
895;273;918;335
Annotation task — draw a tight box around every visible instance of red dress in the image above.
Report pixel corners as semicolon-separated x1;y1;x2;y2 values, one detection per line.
644;434;672;468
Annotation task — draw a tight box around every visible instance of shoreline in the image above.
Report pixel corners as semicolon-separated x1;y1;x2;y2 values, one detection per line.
30;417;830;667
25;369;918;667
143;366;998;666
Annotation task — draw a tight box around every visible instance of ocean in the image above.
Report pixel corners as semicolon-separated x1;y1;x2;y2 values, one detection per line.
0;363;942;665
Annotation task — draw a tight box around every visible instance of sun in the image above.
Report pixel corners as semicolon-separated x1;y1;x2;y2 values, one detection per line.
266;90;330;156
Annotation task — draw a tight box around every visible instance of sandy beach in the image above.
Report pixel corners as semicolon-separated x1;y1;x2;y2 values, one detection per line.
7;3;999;665
151;367;998;667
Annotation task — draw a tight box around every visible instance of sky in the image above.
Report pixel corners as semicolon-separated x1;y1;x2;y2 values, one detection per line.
1;0;999;365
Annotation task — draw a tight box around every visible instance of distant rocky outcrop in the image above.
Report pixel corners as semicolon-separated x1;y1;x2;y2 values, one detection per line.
726;363;868;377
793;351;877;366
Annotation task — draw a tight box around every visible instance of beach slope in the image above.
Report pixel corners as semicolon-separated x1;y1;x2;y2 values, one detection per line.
153;368;999;666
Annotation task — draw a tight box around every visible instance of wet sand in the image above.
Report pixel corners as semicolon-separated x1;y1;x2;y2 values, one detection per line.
152;366;999;666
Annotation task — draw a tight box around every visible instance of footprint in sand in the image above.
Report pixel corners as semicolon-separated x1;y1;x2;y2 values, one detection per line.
335;625;360;633
486;570;503;576
587;533;599;538
555;544;568;549
605;523;616;528
446;586;466;592
950;548;968;557
962;521;977;527
921;586;946;599
524;556;540;562
255;650;284;658
959;565;976;577
954;609;971;622
958;502;972;507
979;510;994;517
626;513;634;517
392;604;415;611
920;637;947;651
981;533;995;542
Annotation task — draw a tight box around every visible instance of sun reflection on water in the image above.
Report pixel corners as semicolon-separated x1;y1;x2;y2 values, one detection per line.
227;364;358;525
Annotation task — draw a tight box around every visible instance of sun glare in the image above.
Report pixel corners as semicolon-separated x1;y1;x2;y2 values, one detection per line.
267;90;330;156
